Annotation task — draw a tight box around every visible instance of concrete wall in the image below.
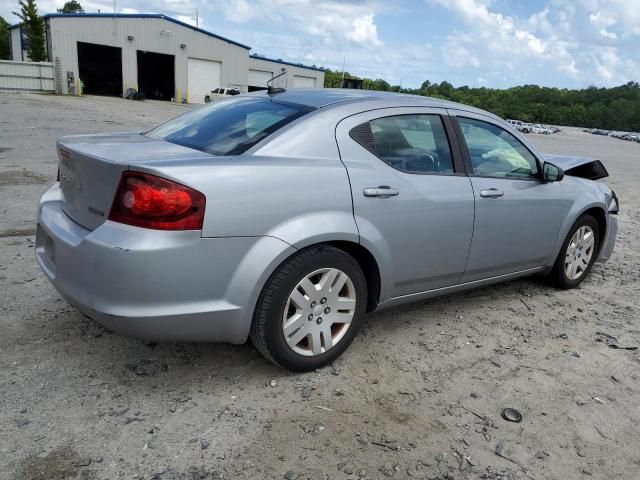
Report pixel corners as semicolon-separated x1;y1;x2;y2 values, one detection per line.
0;59;55;92
46;16;250;99
248;56;325;89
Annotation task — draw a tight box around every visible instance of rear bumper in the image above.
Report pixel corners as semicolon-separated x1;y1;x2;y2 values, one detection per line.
596;213;618;263
36;184;295;343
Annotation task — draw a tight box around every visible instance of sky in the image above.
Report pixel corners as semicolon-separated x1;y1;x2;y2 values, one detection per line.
2;0;639;89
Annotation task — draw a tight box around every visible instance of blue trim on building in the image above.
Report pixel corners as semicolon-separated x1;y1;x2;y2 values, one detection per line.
250;54;324;72
41;13;251;50
10;13;327;72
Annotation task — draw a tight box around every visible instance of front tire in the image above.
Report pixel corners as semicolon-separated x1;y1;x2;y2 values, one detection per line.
250;245;367;371
549;214;600;289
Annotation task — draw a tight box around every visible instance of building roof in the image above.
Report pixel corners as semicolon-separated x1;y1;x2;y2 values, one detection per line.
33;13;251;50
9;13;327;73
249;54;324;73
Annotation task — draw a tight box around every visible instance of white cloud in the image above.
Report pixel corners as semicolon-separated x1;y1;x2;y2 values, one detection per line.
224;0;259;23
589;11;617;39
345;13;382;47
428;0;640;86
220;0;383;48
593;47;620;82
0;0;201;23
431;0;564;61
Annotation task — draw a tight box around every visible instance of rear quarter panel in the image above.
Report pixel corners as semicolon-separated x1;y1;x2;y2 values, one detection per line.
131;133;358;244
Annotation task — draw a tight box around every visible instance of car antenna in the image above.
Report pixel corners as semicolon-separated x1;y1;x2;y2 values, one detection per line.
267;70;287;94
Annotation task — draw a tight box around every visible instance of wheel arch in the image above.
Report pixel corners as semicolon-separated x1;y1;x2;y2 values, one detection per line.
324;240;381;313
579;206;607;257
250;239;382;330
552;204;607;265
548;200;608;269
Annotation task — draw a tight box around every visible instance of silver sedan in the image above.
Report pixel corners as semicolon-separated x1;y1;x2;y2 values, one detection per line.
36;89;618;371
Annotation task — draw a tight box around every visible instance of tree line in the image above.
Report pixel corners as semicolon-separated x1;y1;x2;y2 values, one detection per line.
324;69;640;132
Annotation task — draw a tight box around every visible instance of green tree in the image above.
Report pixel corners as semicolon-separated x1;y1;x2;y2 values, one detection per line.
13;0;46;62
0;16;10;60
327;70;639;130
323;69;347;88
57;1;84;13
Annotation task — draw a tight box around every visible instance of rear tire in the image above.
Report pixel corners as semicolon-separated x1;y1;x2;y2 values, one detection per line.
250;245;367;371
549;214;600;289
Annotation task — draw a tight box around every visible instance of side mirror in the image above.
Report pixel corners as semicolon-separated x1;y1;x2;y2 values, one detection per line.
543;162;564;182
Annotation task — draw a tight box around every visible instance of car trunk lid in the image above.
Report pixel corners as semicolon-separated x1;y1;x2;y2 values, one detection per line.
57;132;211;230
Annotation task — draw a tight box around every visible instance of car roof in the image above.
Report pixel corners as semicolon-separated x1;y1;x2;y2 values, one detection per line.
245;88;500;119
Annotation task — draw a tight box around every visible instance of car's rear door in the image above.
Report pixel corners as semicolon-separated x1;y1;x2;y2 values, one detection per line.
336;108;475;301
449;110;569;282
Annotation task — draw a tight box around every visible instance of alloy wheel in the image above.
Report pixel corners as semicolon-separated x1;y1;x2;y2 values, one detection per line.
282;268;356;356
564;226;595;280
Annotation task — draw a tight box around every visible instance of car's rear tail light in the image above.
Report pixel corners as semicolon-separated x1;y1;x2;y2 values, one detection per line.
108;172;206;230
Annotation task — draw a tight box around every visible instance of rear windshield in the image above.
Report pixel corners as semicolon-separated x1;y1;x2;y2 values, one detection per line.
146;97;314;156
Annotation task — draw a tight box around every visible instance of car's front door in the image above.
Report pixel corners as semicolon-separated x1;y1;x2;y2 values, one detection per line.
336;108;475;301
450;111;569;282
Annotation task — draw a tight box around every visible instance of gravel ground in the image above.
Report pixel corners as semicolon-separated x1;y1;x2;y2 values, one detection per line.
1;93;638;480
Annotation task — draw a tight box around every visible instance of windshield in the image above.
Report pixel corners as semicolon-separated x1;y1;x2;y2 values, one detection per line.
147;97;314;156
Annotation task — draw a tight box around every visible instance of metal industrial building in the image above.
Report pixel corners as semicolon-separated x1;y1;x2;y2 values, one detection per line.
8;13;324;102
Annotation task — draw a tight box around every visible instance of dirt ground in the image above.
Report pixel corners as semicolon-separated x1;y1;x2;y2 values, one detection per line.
1;93;638;480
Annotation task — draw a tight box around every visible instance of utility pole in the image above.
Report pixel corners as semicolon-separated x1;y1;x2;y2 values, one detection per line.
196;8;199;28
340;58;346;88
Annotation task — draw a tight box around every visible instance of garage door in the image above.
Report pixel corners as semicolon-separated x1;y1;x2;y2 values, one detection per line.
293;75;316;88
248;69;273;88
188;58;221;104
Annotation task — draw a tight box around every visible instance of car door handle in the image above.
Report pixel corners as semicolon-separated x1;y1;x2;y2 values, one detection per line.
363;186;399;197
479;188;504;198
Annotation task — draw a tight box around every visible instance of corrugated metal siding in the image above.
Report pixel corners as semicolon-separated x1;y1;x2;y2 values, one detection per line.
0;60;55;91
248;57;324;89
47;16;249;98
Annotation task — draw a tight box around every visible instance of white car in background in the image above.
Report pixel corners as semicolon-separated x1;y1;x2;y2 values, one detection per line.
531;124;552;134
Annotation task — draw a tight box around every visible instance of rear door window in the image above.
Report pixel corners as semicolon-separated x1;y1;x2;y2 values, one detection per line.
350;114;455;174
147;97;314;156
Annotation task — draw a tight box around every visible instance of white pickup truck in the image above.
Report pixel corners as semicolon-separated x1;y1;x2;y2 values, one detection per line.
204;88;241;103
506;119;531;133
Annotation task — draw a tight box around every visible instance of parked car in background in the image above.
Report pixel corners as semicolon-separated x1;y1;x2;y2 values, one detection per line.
587;129;639;143
506;119;531;133
622;133;640;142
36;90;619;371
204;87;241;103
531;124;552;134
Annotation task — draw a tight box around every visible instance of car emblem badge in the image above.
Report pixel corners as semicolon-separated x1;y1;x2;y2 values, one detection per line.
59;173;83;192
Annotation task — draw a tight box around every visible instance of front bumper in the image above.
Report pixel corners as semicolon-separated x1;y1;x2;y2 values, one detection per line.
596;213;618;263
35;184;295;343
